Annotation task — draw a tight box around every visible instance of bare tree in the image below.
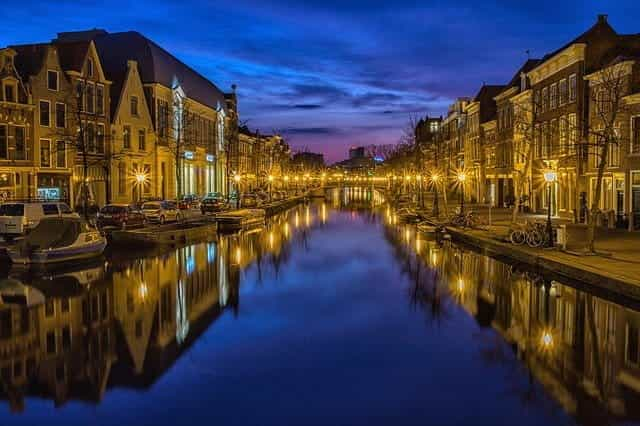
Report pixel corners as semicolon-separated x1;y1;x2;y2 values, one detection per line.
584;63;629;252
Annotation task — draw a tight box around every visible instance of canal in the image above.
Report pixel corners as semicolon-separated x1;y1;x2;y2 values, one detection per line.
0;187;639;425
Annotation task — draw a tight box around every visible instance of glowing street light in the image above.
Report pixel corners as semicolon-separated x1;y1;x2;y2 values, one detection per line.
457;172;467;213
543;169;557;247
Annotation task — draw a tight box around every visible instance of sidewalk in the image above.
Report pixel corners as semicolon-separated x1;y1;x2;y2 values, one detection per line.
415;202;640;299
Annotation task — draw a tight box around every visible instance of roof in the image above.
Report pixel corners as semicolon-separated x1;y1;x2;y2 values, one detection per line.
473;85;505;123
54;40;91;73
505;58;543;89
59;30;229;111
10;43;49;80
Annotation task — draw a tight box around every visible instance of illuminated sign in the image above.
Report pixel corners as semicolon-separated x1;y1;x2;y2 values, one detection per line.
206;154;215;162
184;151;194;160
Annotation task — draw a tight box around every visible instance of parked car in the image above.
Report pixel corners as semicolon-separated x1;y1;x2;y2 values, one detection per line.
201;192;227;214
141;201;182;224
239;194;260;208
178;194;200;210
0;202;78;241
97;204;146;230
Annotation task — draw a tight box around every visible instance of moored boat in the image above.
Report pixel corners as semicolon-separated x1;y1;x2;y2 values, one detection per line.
216;209;266;232
7;217;106;265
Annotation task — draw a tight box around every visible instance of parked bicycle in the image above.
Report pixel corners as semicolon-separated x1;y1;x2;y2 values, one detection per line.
509;221;550;248
449;211;478;229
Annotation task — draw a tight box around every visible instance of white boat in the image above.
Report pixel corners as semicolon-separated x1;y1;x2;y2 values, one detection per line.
7;217;106;265
216;209;266;232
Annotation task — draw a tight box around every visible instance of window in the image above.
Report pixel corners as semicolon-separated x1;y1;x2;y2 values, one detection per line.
40;139;51;167
87;58;94;77
62;326;71;350
61;298;70;313
97;124;105;154
56;141;66;168
541;87;548;112
569;74;577;102
633;116;640;153
138;129;146;151
46;331;56;354
45;299;55;316
559;79;568;105
47;70;59;91
157;99;169;138
86;122;95;152
118;162;126;195
55;102;66;128
568;113;577;151
609;140;620;167
550;83;558;109
131;96;138;116
39;100;50;126
123;126;131;149
627;323;639;366
4;83;15;102
0;125;6;159
559;116;567;154
14;127;25;160
86;83;95;114
96;84;104;115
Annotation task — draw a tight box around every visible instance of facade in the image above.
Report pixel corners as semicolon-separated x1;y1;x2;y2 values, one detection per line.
0;48;35;202
0;29;252;207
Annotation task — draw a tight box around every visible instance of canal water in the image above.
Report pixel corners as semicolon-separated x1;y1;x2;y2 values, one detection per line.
0;187;639;425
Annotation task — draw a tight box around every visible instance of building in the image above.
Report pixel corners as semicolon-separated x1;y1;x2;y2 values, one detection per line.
0;48;35;202
291;151;324;173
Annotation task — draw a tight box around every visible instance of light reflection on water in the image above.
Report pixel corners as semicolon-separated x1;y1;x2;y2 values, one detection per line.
0;187;637;425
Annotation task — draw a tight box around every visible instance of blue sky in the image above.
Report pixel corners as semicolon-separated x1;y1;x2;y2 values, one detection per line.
2;1;639;162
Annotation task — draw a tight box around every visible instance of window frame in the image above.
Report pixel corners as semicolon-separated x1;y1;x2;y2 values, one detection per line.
47;70;59;92
131;95;139;116
138;128;146;151
87;58;94;78
123;125;131;150
40;139;51;168
55;102;66;128
56;140;67;168
569;74;577;102
0;124;7;160
631;115;640;154
13;126;26;160
39;100;51;127
86;82;95;114
96;84;104;116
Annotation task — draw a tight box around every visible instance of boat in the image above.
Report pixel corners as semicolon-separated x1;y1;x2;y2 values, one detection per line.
0;278;45;307
397;207;422;223
417;222;438;236
216;209;266;232
7;217;106;265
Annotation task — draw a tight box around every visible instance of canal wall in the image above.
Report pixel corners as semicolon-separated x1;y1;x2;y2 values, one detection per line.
446;226;640;302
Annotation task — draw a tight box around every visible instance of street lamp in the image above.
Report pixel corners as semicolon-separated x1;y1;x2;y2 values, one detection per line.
457;172;466;213
543;169;557;247
431;173;440;218
234;174;241;208
135;172;147;203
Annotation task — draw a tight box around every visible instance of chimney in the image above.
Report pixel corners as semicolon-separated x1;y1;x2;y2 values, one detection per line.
597;14;608;24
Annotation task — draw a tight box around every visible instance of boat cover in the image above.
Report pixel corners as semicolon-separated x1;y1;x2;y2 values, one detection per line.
19;217;85;250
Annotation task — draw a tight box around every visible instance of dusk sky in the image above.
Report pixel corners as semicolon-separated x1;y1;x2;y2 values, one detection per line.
2;1;639;162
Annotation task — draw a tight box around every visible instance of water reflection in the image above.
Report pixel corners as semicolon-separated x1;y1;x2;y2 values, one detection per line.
0;203;320;412
385;217;640;425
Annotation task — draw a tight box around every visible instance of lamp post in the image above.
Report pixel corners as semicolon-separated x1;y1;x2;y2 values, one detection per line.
234;174;241;208
431;173;440;218
268;174;274;201
135;172;147;203
457;172;466;213
543;169;557;247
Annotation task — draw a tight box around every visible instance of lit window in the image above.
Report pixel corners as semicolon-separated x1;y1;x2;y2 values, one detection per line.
47;70;59;91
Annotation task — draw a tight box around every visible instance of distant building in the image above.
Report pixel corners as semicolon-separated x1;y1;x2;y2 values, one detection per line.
349;146;366;159
291;152;324;172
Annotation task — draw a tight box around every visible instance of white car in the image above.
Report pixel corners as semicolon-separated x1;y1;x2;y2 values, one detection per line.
0;202;79;240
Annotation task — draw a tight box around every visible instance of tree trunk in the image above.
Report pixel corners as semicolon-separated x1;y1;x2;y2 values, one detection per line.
587;141;609;253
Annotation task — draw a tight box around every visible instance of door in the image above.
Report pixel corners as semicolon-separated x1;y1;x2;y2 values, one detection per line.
633;188;640;230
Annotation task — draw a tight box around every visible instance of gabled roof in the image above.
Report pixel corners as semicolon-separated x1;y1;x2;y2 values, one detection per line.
58;30;228;112
10;43;49;80
54;40;91;73
538;15;618;67
473;85;505;123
